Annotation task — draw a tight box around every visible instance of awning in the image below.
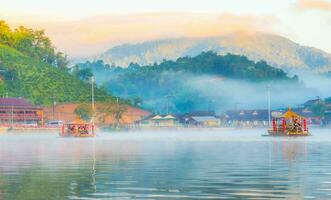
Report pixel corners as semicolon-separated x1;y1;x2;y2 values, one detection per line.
279;108;304;119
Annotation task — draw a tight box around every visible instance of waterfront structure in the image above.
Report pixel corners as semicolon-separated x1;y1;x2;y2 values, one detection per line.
222;110;269;127
139;114;180;127
190;116;220;127
179;112;221;127
0;98;42;125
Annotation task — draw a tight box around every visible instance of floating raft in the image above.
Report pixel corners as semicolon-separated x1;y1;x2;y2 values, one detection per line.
60;117;95;137
265;108;311;137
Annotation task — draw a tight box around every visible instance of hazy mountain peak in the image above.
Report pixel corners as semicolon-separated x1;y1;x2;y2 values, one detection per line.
97;32;331;71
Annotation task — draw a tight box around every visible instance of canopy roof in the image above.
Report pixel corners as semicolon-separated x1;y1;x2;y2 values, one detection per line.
279;108;304;119
70;117;88;124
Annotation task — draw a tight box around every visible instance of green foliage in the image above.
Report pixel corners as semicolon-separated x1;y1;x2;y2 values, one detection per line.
72;65;93;81
74;103;93;121
325;97;331;103
97;98;128;127
0;43;109;105
0;20;68;69
77;52;298;113
310;103;328;118
133;96;143;106
0;20;111;105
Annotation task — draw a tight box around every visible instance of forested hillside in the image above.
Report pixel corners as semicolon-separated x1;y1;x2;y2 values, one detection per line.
0;20;109;105
77;52;304;113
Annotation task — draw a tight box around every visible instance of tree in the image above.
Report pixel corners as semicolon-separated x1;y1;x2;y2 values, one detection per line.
0;20;12;45
74;103;93;122
97;98;128;127
5;24;69;69
310;102;327;118
133;97;143;106
55;52;69;70
72;65;93;81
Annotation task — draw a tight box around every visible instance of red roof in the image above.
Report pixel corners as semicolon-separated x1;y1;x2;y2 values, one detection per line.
0;98;33;107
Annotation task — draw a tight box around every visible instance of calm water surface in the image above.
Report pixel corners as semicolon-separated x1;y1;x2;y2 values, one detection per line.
1;129;331;199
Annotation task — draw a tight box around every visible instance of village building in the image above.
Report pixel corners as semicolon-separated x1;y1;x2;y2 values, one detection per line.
178;111;221;127
190;116;220;127
0;98;42;125
139;114;180;127
221;109;269;127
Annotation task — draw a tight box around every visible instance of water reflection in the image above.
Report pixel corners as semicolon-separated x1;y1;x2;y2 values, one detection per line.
1;130;331;199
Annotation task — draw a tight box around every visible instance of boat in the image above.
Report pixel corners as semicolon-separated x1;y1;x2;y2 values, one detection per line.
267;107;310;136
60;117;95;137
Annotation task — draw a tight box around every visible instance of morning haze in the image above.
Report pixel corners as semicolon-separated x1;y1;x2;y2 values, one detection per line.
0;0;331;199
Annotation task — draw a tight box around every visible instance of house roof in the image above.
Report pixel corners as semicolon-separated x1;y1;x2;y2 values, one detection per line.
191;116;219;122
0;98;33;107
163;114;176;119
70;117;87;124
223;109;269;120
184;111;216;117
148;114;177;120
280;108;304;119
275;108;315;118
151;115;163;120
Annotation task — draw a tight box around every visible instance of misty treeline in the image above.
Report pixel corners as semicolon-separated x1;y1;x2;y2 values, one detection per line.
74;52;313;113
0;20;68;70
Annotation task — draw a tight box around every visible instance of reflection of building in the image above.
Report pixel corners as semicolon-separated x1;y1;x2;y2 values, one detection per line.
221;110;269;127
0;98;42;124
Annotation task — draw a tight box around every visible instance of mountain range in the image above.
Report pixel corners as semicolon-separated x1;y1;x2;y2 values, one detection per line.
97;32;331;72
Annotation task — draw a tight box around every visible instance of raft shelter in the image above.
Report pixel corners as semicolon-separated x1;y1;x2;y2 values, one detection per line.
60;117;95;137
268;107;310;136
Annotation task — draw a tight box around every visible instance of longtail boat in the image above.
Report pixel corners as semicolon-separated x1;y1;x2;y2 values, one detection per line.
60;117;95;137
267;108;310;136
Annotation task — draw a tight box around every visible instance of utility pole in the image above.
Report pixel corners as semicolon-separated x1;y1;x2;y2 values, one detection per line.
52;96;56;120
267;85;271;127
91;76;95;126
114;97;120;128
11;105;13;127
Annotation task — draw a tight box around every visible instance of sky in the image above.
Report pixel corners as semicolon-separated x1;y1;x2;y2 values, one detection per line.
1;0;331;58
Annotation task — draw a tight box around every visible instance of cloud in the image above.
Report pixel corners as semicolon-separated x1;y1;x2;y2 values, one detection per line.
1;13;278;58
296;0;331;11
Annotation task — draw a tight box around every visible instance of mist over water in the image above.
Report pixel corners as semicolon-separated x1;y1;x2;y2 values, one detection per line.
1;129;331;199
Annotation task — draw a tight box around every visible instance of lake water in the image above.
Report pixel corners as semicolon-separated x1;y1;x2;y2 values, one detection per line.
1;129;331;199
